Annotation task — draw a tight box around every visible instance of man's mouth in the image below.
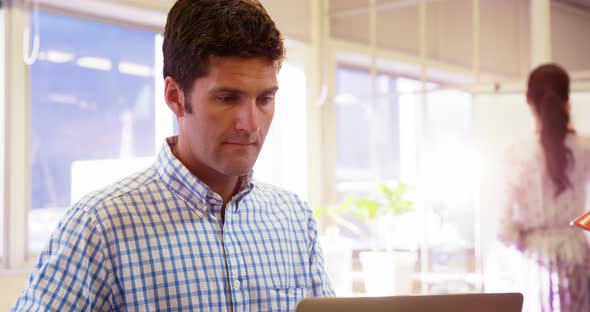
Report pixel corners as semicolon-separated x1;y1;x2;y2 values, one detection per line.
224;141;257;146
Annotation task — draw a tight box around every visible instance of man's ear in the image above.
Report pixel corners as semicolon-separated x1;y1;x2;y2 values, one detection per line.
164;77;185;118
525;95;532;106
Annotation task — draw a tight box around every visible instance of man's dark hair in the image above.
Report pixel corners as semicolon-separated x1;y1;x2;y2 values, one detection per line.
163;0;285;113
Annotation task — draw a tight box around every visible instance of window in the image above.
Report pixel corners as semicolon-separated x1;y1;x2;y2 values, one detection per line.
29;12;162;254
334;66;402;199
421;89;476;293
330;64;477;295
332;66;420;296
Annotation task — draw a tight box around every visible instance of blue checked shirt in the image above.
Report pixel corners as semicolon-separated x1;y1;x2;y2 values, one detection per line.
12;136;334;311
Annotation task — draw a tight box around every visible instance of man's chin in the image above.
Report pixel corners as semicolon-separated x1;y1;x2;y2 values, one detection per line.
219;164;255;177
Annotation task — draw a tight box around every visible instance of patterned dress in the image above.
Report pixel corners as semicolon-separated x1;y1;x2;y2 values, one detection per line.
498;134;590;312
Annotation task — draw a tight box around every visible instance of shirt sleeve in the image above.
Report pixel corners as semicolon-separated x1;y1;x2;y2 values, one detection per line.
11;207;115;312
305;207;335;297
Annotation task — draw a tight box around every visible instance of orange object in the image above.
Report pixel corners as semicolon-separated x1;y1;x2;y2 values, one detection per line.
571;211;590;231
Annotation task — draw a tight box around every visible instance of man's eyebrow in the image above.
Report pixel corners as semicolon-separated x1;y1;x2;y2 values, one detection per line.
210;87;244;94
261;86;280;94
210;86;280;94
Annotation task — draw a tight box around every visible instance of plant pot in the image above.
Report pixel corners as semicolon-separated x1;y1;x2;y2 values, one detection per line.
359;250;416;296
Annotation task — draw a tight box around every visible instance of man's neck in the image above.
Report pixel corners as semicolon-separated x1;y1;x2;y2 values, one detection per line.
172;144;240;206
206;176;241;207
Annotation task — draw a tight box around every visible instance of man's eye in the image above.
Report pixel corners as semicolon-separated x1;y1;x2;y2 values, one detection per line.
258;96;275;105
218;96;237;103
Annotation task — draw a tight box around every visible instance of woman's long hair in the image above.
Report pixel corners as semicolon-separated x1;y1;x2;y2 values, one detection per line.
527;63;574;196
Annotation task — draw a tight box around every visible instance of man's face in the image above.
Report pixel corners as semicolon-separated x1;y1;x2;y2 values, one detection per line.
175;56;278;178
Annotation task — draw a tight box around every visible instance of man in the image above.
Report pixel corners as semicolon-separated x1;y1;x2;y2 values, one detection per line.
12;0;334;310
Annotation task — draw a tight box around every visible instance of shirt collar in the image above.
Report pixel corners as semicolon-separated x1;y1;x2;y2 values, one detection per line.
155;136;255;211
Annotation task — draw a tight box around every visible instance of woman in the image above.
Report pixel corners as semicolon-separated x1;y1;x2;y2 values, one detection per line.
499;63;590;311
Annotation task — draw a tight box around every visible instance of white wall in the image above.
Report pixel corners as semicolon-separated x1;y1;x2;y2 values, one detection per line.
552;5;590;73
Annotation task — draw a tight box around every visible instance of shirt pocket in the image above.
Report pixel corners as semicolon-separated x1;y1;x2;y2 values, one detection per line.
266;287;307;311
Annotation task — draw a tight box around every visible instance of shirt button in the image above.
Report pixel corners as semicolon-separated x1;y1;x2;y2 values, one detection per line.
197;203;204;209
233;280;241;289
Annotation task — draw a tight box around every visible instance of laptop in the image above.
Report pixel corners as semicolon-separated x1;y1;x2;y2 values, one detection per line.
296;292;523;312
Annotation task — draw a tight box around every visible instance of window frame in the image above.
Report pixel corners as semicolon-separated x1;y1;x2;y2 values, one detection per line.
0;2;5;268
1;1;169;270
2;1;31;271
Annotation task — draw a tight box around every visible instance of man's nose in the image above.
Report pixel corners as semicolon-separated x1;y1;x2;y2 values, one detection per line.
234;100;259;134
